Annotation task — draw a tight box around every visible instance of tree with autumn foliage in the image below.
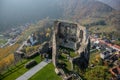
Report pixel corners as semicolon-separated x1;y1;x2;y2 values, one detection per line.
84;66;112;80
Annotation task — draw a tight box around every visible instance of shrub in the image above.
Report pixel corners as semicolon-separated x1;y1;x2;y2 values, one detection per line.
25;60;37;69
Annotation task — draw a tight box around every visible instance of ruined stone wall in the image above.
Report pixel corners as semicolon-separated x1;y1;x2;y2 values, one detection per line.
52;20;90;69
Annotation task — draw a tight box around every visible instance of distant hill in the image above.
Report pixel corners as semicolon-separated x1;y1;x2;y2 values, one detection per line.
106;11;120;36
0;0;119;34
59;0;119;37
97;0;120;10
59;0;114;20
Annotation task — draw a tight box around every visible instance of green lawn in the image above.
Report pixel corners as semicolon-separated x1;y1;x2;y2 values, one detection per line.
1;56;41;80
70;51;78;58
2;60;28;80
29;63;62;80
60;53;72;70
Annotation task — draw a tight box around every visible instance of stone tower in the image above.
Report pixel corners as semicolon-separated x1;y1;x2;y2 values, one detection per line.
52;20;90;71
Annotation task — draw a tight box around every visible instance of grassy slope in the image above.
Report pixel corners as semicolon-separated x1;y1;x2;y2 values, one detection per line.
2;56;41;80
2;60;28;80
29;63;62;80
89;25;116;33
80;18;105;25
1;19;50;80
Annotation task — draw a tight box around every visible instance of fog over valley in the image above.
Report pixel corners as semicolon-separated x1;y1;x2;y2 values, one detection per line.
0;0;62;30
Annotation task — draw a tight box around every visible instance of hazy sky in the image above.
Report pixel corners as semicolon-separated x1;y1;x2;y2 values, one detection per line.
0;0;62;27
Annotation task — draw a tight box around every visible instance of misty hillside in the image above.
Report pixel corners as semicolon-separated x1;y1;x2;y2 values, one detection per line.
0;0;63;32
98;0;120;10
0;0;119;33
106;11;120;35
60;0;114;20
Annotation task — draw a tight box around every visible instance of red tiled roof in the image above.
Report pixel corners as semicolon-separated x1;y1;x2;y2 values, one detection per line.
91;37;120;51
114;45;120;50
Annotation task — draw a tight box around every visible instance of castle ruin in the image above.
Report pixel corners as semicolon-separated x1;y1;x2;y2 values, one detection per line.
52;20;90;79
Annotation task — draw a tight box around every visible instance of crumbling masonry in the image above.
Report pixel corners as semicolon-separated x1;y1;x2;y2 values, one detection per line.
52;20;90;73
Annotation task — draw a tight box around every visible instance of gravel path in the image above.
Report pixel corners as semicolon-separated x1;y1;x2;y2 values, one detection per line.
16;59;51;80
